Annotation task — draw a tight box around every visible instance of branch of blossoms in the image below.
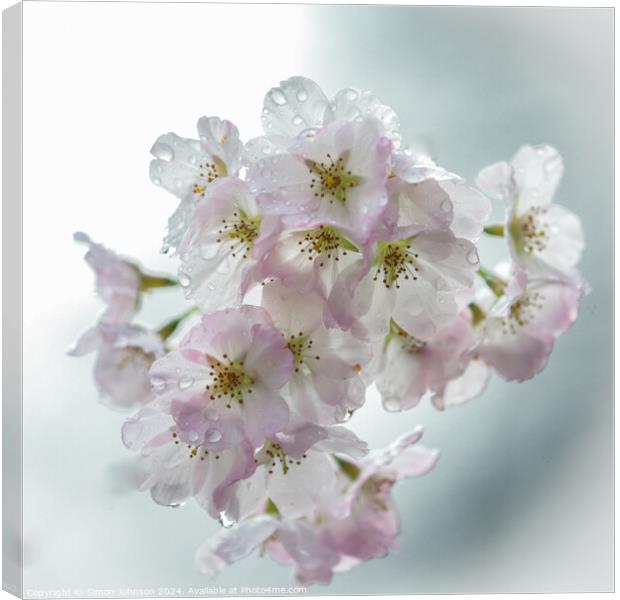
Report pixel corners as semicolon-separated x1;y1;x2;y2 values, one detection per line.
71;76;587;585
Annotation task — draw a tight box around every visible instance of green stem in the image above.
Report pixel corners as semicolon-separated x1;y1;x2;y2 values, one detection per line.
157;306;199;341
333;455;361;480
139;273;178;291
476;266;507;298
468;302;486;326
483;224;505;237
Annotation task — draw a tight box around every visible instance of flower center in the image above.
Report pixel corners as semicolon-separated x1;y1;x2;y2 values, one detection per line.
205;354;254;408
510;207;549;255
389;320;426;353
306;152;360;204
258;440;308;476
193;157;227;196
285;331;320;373
297;225;354;267
117;347;155;371
373;240;420;289
216;210;261;260
501;291;543;334
171;427;222;462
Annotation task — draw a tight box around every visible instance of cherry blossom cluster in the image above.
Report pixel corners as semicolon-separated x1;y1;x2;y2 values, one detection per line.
71;77;586;586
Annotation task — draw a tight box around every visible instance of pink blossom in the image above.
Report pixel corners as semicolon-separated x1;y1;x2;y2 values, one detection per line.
149;306;295;449
374;313;481;412
262;283;371;425
150;117;244;252
476;144;584;281
245;76;400;161
249;116;392;247
74;232;141;323
327;228;479;341
122;408;256;516
176;178;280;312
478;266;582;382
195;427;438;586
69;322;164;410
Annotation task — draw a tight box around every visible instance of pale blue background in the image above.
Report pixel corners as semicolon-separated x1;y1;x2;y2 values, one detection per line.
21;3;613;596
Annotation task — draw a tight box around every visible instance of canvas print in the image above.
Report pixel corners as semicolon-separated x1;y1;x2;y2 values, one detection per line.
3;2;613;597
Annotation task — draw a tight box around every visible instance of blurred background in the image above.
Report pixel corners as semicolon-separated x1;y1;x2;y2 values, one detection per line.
20;3;612;595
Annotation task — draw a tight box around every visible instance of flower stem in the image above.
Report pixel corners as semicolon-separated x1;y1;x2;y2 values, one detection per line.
468;302;486;326
139;272;178;291
157;306;199;341
483;224;505;237
476;266;507;297
333;455;361;480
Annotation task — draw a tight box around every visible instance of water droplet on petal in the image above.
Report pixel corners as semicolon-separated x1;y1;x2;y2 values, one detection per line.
178;375;194;390
203;407;219;421
292;115;303;126
219;512;235;528
207;282;216;291
296;89;308;102
201;243;219;260
151;377;166;393
152;176;162;186
466;248;480;265
383;396;402;412
270;89;287;106
188;431;200;442
205;428;222;443
152;143;174;162
440;198;452;213
345;88;359;101
178;273;191;287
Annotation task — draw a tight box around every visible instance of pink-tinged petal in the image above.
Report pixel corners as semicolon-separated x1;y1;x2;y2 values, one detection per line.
239;385;290;447
243;135;286;164
261;77;329;139
149;133;208;199
432;358;491;410
196;441;258;519
252;155;317;217
324;87;400;145
67;326;101;356
519;203;585;278
392;150;460;185
261;282;324;335
522;279;581;340
149;349;211;409
76;323;164;411
475;160;515;203
274;423;329;459
511;144;563;210
267;452;338;519
439;180;492;241
271;520;339;586
391;179;454;231
244;324;294;389
196;306;271;361
480;318;553;382
162;197;198;254
356;426;426;484
122;407;174;450
195;516;279;576
228;471;269;521
376;339;426;411
74;232;140;323
312;426;368;459
196;117;243;175
388;445;440;478
326;260;381;335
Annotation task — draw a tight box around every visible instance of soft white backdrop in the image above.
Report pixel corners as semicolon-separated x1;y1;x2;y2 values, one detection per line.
18;2;612;595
